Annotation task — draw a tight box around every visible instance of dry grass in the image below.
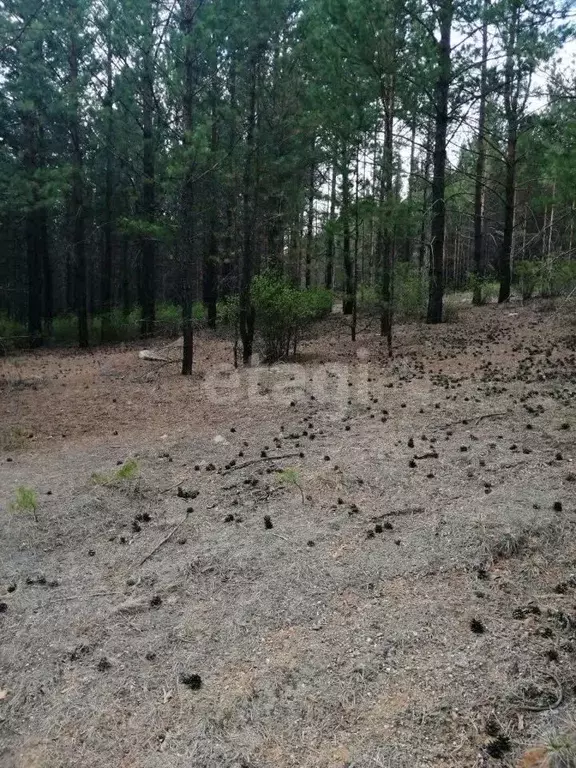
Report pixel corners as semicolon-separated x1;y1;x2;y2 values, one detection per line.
1;299;576;767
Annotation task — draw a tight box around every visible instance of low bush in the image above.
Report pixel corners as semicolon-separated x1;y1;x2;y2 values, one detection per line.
251;273;333;362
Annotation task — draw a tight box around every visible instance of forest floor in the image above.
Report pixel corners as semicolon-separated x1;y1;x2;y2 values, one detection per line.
1;297;576;768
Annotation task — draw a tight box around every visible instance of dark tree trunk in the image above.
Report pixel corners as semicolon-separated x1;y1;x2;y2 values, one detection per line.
101;38;114;340
341;149;353;315
203;82;219;329
418;118;433;272
180;0;197;373
325;158;337;290
402;116;417;263
378;77;395;352
427;0;452;324
121;235;131;317
221;55;237;299
239;54;258;364
23;111;43;346
305;141;315;288
70;17;88;348
499;5;519;304
499;129;516;303
40;208;52;336
140;34;156;337
472;1;488;306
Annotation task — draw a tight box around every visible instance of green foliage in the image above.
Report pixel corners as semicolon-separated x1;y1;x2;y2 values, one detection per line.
217;295;240;327
0;315;26;354
468;274;499;305
542;259;576;297
10;485;38;522
251;273;333;362
277;467;305;502
91;458;139;486
515;260;542;300
394;264;427;321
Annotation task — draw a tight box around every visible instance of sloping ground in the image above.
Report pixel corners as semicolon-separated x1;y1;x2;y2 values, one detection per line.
1;300;576;768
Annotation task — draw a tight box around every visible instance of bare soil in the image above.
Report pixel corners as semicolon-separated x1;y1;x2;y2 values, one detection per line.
1;299;576;768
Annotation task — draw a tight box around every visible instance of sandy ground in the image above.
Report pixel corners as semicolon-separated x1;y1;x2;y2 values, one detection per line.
1;299;576;768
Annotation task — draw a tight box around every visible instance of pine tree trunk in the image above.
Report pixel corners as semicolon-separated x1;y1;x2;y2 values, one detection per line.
472;3;488;306
498;5;519;304
305;141;315;288
402;116;417;263
140;29;156;337
70;16;88;348
180;0;197;373
239;54;258;364
23;111;43;346
101;38;114;341
341;149;353;315
418;118;433;273
203;77;219;329
325;159;337;289
379;78;394;351
427;0;452;324
40;207;52;336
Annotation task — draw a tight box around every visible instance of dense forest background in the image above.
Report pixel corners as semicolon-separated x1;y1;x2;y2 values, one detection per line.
0;0;575;367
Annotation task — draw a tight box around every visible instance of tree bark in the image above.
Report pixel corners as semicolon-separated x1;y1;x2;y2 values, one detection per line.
498;3;519;304
239;53;258;364
427;0;452;324
101;34;114;340
305;139;315;288
341;147;353;315
472;0;488;306
140;21;156;337
203;74;219;329
379;76;395;351
69;12;88;348
23;110;43;346
324;158;337;289
180;0;197;374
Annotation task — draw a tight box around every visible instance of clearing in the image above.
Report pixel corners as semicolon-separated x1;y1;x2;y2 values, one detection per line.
1;300;576;768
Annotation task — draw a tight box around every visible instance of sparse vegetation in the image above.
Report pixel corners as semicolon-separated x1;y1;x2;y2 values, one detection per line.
277;467;305;503
10;486;38;522
91;458;139;487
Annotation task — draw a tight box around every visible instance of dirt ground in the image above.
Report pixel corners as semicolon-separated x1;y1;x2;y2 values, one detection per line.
1;299;576;768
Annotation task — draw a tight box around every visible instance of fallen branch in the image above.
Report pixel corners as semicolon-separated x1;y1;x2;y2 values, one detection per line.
139;516;188;566
372;506;426;520
517;674;563;712
475;410;508;425
220;452;301;474
429;410;509;431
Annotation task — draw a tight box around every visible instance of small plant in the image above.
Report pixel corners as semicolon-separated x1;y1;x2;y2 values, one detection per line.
515;260;542;301
277;467;305;503
519;727;576;767
91;458;139;486
10;486;39;522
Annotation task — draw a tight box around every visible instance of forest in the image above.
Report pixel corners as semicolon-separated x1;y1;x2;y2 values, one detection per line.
4;3;576;764
0;0;575;367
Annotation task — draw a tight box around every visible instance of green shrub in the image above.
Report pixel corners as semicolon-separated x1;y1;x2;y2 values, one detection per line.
217;295;240;327
356;284;379;312
542;258;576;297
395;263;427;321
515;260;542;300
10;485;39;522
251;273;333;362
0;314;26;354
468;274;498;305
